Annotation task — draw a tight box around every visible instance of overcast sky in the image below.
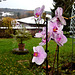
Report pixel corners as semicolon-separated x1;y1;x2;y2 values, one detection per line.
0;0;54;11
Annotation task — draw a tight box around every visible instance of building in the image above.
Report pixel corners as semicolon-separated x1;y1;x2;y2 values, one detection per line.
16;14;52;36
0;12;14;18
0;14;52;37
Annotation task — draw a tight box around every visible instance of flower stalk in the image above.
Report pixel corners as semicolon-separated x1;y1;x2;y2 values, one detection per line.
45;17;49;75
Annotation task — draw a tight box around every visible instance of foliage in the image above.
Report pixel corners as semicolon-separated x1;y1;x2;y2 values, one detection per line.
51;0;74;17
13;28;32;44
0;38;75;74
2;17;14;27
2;17;15;37
64;31;70;38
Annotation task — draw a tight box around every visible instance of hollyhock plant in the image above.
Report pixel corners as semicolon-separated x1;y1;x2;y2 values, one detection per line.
32;46;47;65
34;5;45;20
51;7;66;27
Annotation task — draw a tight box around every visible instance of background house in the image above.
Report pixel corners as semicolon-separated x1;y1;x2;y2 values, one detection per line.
16;14;52;36
0;14;52;37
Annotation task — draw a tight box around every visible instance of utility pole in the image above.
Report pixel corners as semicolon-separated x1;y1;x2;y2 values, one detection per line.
70;2;75;66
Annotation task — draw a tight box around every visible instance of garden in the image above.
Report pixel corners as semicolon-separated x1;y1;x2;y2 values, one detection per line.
0;38;75;75
0;1;75;75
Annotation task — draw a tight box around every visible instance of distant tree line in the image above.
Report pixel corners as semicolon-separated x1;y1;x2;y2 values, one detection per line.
0;8;34;19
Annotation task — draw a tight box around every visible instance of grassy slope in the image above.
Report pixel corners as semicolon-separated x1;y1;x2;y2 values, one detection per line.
0;38;75;75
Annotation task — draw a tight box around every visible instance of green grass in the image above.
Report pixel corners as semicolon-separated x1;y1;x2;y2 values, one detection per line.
0;38;75;75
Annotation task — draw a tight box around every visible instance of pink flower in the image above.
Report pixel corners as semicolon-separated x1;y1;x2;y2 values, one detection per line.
32;46;47;65
39;32;51;46
50;7;66;26
34;5;45;20
34;32;43;38
48;22;58;34
54;33;67;46
34;27;46;38
48;21;67;46
48;21;63;37
55;7;63;16
34;27;51;46
39;35;46;46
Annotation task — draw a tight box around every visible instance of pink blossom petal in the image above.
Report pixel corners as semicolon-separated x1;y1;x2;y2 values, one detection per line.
51;7;66;26
34;27;46;38
48;21;59;36
34;5;45;20
58;25;63;31
40;5;45;15
36;46;45;54
34;57;45;65
32;46;47;65
33;47;37;52
32;57;36;62
39;42;46;46
58;16;66;25
54;34;67;46
34;7;40;16
55;7;63;16
34;33;43;38
39;35;51;46
50;16;57;22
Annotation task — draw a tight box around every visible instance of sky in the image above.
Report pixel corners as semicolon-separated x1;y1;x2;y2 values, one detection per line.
0;0;54;11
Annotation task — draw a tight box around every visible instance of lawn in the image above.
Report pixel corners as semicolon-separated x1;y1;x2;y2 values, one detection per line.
0;38;75;75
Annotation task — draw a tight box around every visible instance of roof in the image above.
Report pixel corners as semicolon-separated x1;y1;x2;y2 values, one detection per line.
16;14;52;24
